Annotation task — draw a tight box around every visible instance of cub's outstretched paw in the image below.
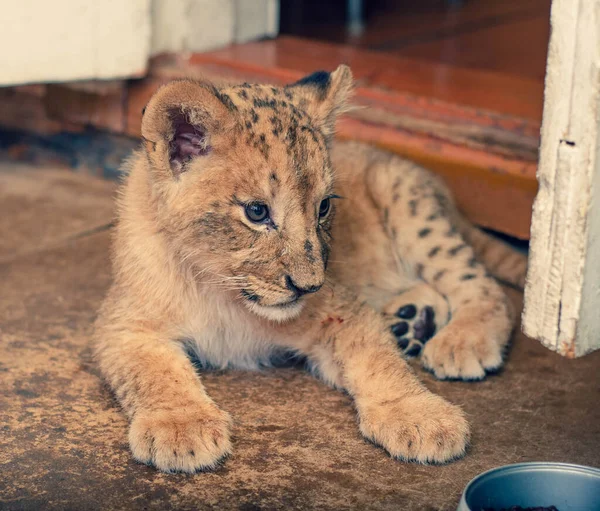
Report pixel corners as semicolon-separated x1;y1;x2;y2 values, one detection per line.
129;403;232;473
358;393;469;464
387;304;437;358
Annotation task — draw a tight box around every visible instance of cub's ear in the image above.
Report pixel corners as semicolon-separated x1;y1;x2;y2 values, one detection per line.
141;80;235;178
287;64;354;137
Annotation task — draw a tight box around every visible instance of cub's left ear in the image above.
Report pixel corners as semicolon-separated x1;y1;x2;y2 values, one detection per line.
141;79;235;179
288;64;354;136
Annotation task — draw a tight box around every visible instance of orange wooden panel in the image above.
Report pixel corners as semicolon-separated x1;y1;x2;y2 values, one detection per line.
336;118;536;239
44;83;126;134
395;14;550;82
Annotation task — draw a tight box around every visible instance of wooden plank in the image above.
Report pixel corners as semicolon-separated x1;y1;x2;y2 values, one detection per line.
44;82;126;134
396;14;550;82
522;0;600;356
0;86;72;135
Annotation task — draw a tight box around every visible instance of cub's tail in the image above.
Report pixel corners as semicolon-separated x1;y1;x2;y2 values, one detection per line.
458;217;528;290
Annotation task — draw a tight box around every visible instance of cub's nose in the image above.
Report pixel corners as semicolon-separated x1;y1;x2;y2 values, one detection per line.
285;275;323;297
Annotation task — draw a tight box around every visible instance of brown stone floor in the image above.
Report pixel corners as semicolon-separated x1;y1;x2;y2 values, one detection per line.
1;163;599;511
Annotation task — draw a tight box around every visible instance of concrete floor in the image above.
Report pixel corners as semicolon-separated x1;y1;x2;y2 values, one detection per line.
1;163;599;511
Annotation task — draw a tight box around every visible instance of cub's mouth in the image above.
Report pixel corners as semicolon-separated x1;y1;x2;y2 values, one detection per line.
240;289;305;322
275;298;302;308
240;289;300;307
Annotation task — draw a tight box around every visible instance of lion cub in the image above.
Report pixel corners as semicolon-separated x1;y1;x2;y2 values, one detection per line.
95;65;527;473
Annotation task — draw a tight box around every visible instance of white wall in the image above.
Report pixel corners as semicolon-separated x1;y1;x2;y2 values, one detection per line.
151;0;279;54
0;0;279;86
0;0;152;86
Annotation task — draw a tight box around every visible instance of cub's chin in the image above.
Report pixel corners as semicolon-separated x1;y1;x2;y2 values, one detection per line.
244;299;305;322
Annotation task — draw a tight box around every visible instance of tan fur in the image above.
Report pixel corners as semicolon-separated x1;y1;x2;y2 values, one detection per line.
95;65;525;473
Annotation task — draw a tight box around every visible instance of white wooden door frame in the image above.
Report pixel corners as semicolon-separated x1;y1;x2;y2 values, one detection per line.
522;0;600;357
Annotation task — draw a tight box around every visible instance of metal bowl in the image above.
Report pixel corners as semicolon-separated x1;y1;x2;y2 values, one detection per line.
457;462;600;511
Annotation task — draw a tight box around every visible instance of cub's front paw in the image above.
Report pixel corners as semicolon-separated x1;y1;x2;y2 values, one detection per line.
129;403;232;473
358;393;469;464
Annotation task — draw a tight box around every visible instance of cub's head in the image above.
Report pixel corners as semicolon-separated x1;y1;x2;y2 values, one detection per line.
140;65;353;321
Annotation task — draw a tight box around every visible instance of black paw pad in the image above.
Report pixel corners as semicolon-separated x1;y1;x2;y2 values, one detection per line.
391;321;409;337
412;306;436;343
389;304;438;357
397;337;409;350
405;343;422;357
396;304;417;319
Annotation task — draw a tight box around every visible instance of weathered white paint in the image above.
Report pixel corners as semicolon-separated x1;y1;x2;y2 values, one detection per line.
0;0;152;85
151;0;279;55
151;0;235;55
522;0;600;356
234;0;279;44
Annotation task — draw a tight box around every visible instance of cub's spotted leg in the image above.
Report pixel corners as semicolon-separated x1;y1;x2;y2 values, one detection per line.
382;283;450;358
275;285;470;464
367;157;515;380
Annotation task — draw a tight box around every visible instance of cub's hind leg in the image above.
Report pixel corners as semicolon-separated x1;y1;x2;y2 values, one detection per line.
382;282;450;358
366;153;515;380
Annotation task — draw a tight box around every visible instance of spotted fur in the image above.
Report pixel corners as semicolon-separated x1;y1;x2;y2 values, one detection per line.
95;65;527;473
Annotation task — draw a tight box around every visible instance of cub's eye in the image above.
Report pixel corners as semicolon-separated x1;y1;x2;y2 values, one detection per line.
245;203;270;223
318;198;331;219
